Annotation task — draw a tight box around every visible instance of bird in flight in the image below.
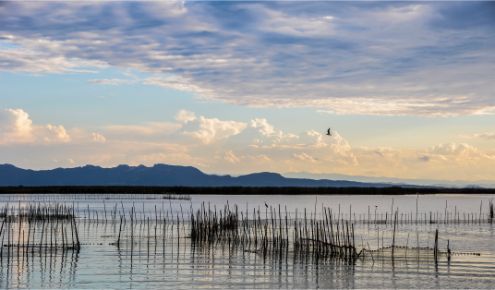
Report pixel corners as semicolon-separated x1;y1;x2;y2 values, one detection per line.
326;128;332;136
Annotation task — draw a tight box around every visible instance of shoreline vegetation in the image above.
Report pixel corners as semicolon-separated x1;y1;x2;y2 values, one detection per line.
0;186;493;195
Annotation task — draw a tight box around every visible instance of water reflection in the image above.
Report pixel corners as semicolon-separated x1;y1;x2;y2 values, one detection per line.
0;244;80;289
0;195;494;289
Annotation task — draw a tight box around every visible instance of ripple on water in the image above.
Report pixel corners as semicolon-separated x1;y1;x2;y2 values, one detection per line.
0;194;494;289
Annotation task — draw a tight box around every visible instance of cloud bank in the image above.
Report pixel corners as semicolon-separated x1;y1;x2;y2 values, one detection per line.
3;107;494;182
0;2;494;116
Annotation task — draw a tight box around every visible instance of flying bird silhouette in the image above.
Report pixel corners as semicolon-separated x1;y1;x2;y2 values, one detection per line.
326;128;332;136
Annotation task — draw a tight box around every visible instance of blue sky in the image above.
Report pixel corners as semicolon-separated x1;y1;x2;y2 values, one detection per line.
0;1;494;183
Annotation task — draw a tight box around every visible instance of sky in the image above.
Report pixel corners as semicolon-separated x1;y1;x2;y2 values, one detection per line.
0;1;494;184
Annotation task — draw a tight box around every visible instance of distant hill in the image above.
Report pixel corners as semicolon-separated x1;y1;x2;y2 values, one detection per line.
0;163;398;187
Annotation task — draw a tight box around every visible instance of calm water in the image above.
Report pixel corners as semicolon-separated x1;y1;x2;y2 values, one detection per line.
0;194;494;289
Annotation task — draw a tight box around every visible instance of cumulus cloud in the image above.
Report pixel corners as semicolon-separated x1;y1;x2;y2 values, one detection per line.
306;130;326;148
0;108;72;145
2;107;495;182
298;130;357;165
305;129;355;158
424;143;495;164
251;118;275;136
246;121;358;167
429;143;474;156
250;118;298;145
0;2;493;116
0;108;34;144
45;124;71;143
183;116;247;144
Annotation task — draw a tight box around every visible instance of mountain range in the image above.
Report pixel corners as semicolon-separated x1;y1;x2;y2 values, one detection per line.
0;163;398;187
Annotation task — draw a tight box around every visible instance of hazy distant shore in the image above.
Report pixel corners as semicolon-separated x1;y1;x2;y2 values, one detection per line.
0;186;493;195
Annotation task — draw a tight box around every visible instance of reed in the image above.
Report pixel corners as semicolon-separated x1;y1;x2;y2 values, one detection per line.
1;197;478;267
489;200;494;222
0;204;80;266
189;203;363;262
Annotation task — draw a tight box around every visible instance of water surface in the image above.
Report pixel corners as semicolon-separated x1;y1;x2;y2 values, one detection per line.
0;194;494;289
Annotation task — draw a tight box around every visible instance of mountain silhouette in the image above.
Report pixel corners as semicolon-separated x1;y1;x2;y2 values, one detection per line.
0;163;395;187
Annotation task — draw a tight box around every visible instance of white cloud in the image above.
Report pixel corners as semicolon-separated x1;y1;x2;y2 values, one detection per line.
0;108;34;144
425;143;495;164
295;130;358;165
251;118;275;136
429;143;474;156
249;118;299;146
1;108;494;181
184;116;247;144
306;130;326;148
45;124;71;143
175;110;197;123
245;127;359;171
0;108;73;145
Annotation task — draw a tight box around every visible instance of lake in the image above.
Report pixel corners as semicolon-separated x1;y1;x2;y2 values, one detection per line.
0;193;494;289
